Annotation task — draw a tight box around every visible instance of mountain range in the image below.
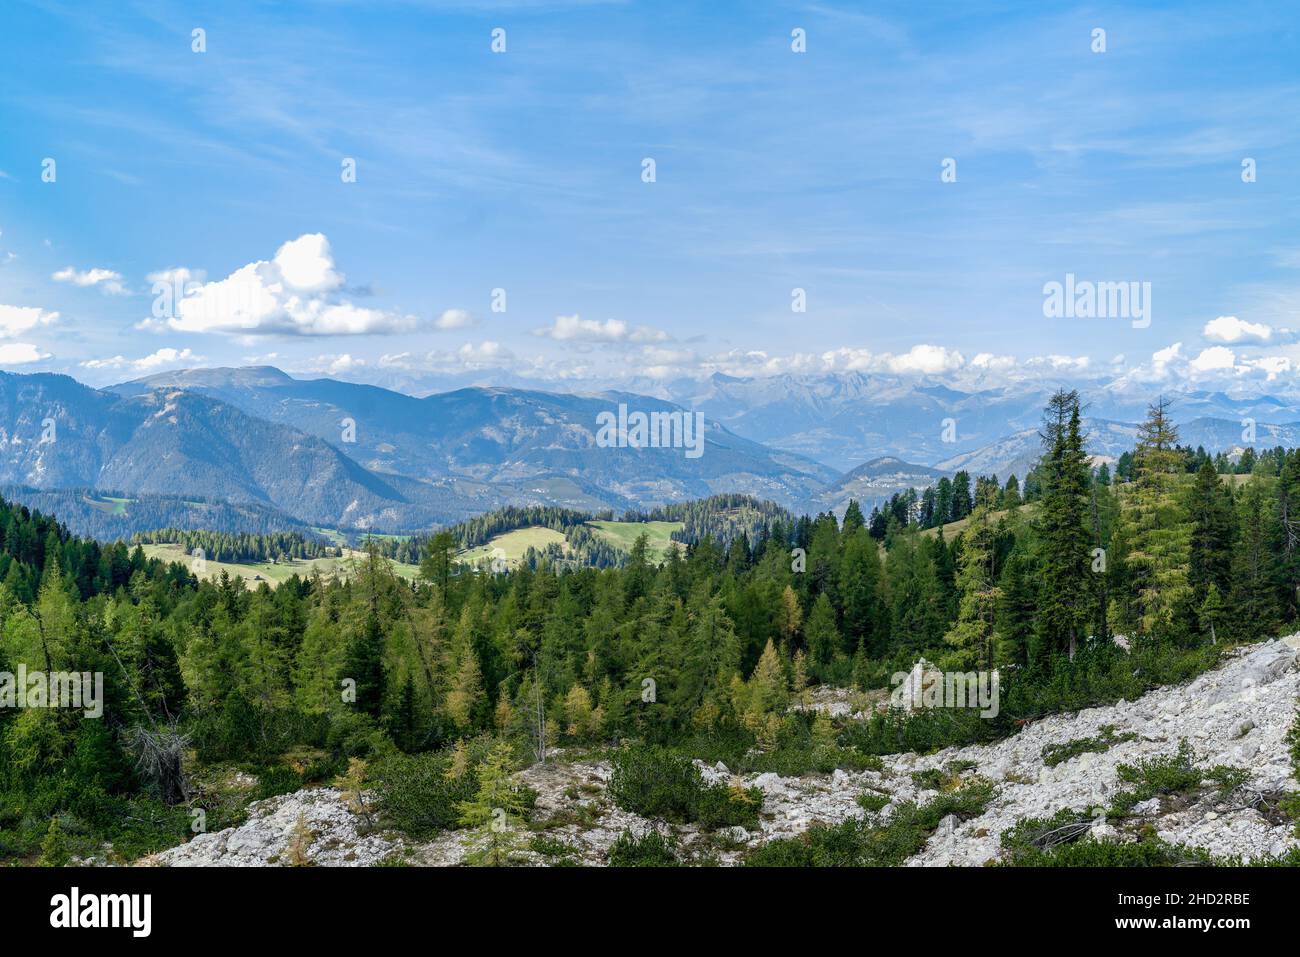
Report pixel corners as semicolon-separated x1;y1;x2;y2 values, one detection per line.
3;365;1298;537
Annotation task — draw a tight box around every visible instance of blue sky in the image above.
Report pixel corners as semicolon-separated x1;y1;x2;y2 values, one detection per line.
1;0;1298;391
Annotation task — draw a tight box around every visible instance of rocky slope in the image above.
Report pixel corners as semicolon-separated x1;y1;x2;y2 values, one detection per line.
141;635;1300;866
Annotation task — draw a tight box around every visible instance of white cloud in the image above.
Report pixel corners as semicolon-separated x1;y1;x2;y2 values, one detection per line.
1243;355;1292;380
0;304;60;337
1203;315;1272;343
146;266;207;286
1189;345;1237;372
52;266;128;295
533;314;668;343
1151;342;1183;375
1025;354;1091;373
0;343;50;365
970;352;1017;371
321;354;366;374
160;233;418;336
435;308;475;330
81;347;203;374
458;340;508;364
886;344;966;375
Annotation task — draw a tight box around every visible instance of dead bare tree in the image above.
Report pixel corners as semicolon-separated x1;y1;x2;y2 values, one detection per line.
122;723;192;805
104;634;192;805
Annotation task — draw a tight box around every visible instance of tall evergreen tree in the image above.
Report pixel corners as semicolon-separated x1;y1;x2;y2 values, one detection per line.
1031;390;1092;664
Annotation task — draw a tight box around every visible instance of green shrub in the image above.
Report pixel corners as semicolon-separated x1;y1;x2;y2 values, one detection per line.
747;778;995;867
254;765;304;800
999;807;1222;866
607;828;680;867
607;745;762;830
844;643;1224;759
607;746;702;823
695;781;762;831
1041;725;1136;767
856;791;889;813
372;751;478;839
1110;740;1205;816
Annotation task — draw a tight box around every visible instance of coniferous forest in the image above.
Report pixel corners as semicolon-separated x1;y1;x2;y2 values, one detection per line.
3;390;1299;869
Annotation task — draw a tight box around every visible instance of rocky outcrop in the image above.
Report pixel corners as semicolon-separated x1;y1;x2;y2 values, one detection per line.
140;788;403;867
141;635;1300;866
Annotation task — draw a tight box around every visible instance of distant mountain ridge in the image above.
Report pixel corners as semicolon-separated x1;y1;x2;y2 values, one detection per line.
4;365;1295;535
111;367;836;511
0;368;836;532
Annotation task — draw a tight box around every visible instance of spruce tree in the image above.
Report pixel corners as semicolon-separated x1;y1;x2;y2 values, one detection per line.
344;610;387;719
1111;398;1193;643
943;506;1000;671
1031;390;1092;664
1186;459;1234;605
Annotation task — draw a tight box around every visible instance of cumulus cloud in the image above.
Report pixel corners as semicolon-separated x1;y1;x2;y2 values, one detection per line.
156;233;419;336
813;344;966;376
1112;339;1300;386
533;314;668;343
1203;315;1272;343
52;266;128;295
1243;355;1292;380
80;347;203;374
970;352;1017;372
1151;342;1183;375
0;343;51;365
146;267;207;287
434;308;476;330
1024;354;1092;373
0;303;60;337
313;354;367;375
1189;345;1237;372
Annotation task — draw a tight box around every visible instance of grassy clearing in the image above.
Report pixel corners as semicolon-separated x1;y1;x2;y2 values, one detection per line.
457;527;569;568
81;494;133;515
141;543;419;586
455;519;685;570
586;520;684;558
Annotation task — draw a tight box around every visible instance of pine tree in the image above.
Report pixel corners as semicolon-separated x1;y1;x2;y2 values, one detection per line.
804;592;841;672
1186;460;1234;606
1229;475;1281;639
885;529;944;653
418;530;458;592
343;610;387;719
39;816;70;867
445;646;485;729
776;584;803;644
943;506;1001;671
285;811;314;866
842;500;866;535
1111;398;1193;643
456;740;528;866
1198;583;1226;644
1032;390;1092;664
994;548;1035;667
840;531;886;657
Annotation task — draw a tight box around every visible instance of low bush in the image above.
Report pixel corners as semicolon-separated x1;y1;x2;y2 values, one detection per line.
1041;725;1137;767
371;751;477;839
607;828;680;867
607;745;762;830
746;778;995;867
